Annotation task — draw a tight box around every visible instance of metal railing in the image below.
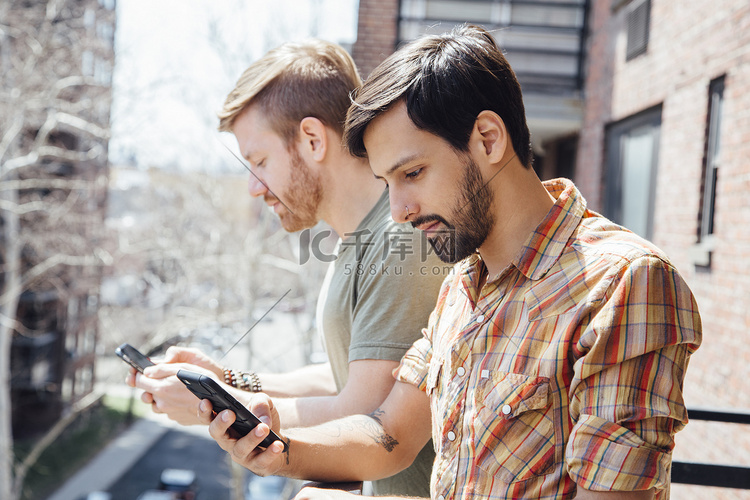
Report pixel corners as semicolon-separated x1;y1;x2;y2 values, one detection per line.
672;408;750;489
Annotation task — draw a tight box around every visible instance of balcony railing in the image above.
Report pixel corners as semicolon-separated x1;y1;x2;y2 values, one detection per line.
672;407;750;489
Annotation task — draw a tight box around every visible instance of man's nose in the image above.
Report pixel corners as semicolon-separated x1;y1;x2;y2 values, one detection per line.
248;172;267;198
389;192;412;224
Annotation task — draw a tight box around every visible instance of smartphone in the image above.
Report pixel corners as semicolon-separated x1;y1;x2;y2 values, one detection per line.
176;369;287;451
115;343;155;373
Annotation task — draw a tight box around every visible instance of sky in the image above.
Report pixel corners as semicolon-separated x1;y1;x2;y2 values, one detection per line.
109;0;359;173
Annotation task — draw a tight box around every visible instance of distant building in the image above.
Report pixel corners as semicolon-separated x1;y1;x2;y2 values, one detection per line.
0;0;116;436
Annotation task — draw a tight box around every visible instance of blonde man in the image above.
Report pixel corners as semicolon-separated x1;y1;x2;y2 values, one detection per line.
129;39;444;497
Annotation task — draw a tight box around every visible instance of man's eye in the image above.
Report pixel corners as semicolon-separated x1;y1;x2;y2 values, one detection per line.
405;168;422;179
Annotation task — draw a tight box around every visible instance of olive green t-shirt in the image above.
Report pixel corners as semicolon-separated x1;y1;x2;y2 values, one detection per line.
317;190;449;497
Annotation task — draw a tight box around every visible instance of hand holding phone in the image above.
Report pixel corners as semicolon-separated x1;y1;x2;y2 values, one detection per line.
115;343;155;373
176;369;287;451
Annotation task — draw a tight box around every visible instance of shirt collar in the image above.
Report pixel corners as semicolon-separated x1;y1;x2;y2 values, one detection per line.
513;178;587;280
457;178;588;302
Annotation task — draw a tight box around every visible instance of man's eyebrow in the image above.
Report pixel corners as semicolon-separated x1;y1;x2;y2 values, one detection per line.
374;153;423;180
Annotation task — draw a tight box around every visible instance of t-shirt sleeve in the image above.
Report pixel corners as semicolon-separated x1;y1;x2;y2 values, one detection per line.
348;223;449;363
566;255;702;492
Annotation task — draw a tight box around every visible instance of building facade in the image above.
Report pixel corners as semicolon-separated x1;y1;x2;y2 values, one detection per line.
0;0;116;436
352;0;750;497
579;2;750;497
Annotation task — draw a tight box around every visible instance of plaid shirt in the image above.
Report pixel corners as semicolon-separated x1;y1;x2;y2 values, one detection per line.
397;179;702;499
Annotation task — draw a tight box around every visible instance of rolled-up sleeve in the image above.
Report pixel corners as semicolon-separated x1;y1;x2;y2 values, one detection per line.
566;255;702;492
395;335;432;391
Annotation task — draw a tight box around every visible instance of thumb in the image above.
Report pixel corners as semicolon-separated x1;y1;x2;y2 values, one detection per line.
143;362;181;379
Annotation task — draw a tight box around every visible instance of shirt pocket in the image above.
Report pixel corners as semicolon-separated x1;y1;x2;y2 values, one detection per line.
473;371;556;483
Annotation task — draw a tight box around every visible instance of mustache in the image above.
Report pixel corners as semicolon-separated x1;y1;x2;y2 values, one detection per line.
411;214;452;231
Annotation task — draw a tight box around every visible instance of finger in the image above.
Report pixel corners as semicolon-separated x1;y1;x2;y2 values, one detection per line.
140;391;155;405
207;409;240;451
232;422;273;457
198;399;216;425
165;345;199;363
247;394;274;426
164;345;183;363
133;372;160;392
142;363;181;379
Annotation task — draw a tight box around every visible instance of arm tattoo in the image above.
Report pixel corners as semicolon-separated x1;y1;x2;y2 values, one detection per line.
306;411;400;452
282;436;290;465
366;408;399;452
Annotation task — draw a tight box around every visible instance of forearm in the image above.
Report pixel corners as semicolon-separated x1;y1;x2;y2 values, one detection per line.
259;359;401;428
203;381;431;483
273;390;384;429
257;363;337;398
282;414;415;482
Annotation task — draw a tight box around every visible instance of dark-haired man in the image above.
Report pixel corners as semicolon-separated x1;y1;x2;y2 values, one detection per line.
199;25;701;499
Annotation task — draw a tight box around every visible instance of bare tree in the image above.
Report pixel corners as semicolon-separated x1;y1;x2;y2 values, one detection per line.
0;0;115;498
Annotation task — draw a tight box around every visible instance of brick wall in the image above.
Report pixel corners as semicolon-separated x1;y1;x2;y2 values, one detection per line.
579;2;750;497
351;0;400;79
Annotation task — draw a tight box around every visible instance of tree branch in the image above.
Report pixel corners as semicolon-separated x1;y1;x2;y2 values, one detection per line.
0;199;47;214
12;391;103;496
0;178;93;191
1;144;104;175
0;253;110;307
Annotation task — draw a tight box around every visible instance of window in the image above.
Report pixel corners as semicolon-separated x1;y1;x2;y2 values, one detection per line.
699;76;724;241
625;0;650;60
604;106;662;240
691;76;725;266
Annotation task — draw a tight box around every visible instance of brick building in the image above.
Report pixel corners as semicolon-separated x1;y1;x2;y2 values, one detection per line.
0;0;116;436
579;2;750;497
352;0;750;497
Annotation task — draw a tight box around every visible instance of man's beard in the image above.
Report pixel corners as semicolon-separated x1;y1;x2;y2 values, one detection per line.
275;148;323;233
412;156;495;263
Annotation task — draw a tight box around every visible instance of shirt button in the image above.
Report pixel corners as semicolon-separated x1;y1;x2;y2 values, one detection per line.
456;366;466;377
476;314;485;323
447;431;456;441
502;404;512;415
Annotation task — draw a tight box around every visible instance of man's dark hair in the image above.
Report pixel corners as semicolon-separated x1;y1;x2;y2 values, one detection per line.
344;24;533;168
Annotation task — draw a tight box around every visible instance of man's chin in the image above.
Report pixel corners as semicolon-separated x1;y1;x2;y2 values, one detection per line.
280;216;316;233
427;237;458;264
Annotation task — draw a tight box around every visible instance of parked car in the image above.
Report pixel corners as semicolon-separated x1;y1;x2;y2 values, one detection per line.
158;468;197;500
135;491;179;500
246;474;288;500
82;492;112;500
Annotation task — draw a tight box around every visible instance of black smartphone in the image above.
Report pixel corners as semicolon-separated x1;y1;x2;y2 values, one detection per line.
115;343;155;373
176;369;287;451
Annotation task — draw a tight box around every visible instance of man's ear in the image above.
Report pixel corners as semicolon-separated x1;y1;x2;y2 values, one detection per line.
299;117;328;162
472;110;508;164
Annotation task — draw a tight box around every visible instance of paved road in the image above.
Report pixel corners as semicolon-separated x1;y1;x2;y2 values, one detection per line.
106;424;236;500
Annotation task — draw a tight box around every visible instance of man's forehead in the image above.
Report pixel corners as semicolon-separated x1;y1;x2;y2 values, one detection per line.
363;103;417;171
234;106;284;157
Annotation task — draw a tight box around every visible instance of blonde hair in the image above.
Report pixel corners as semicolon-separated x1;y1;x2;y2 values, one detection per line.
218;39;362;143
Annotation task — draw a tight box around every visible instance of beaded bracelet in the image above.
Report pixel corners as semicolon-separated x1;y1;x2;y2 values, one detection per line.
223;368;262;393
